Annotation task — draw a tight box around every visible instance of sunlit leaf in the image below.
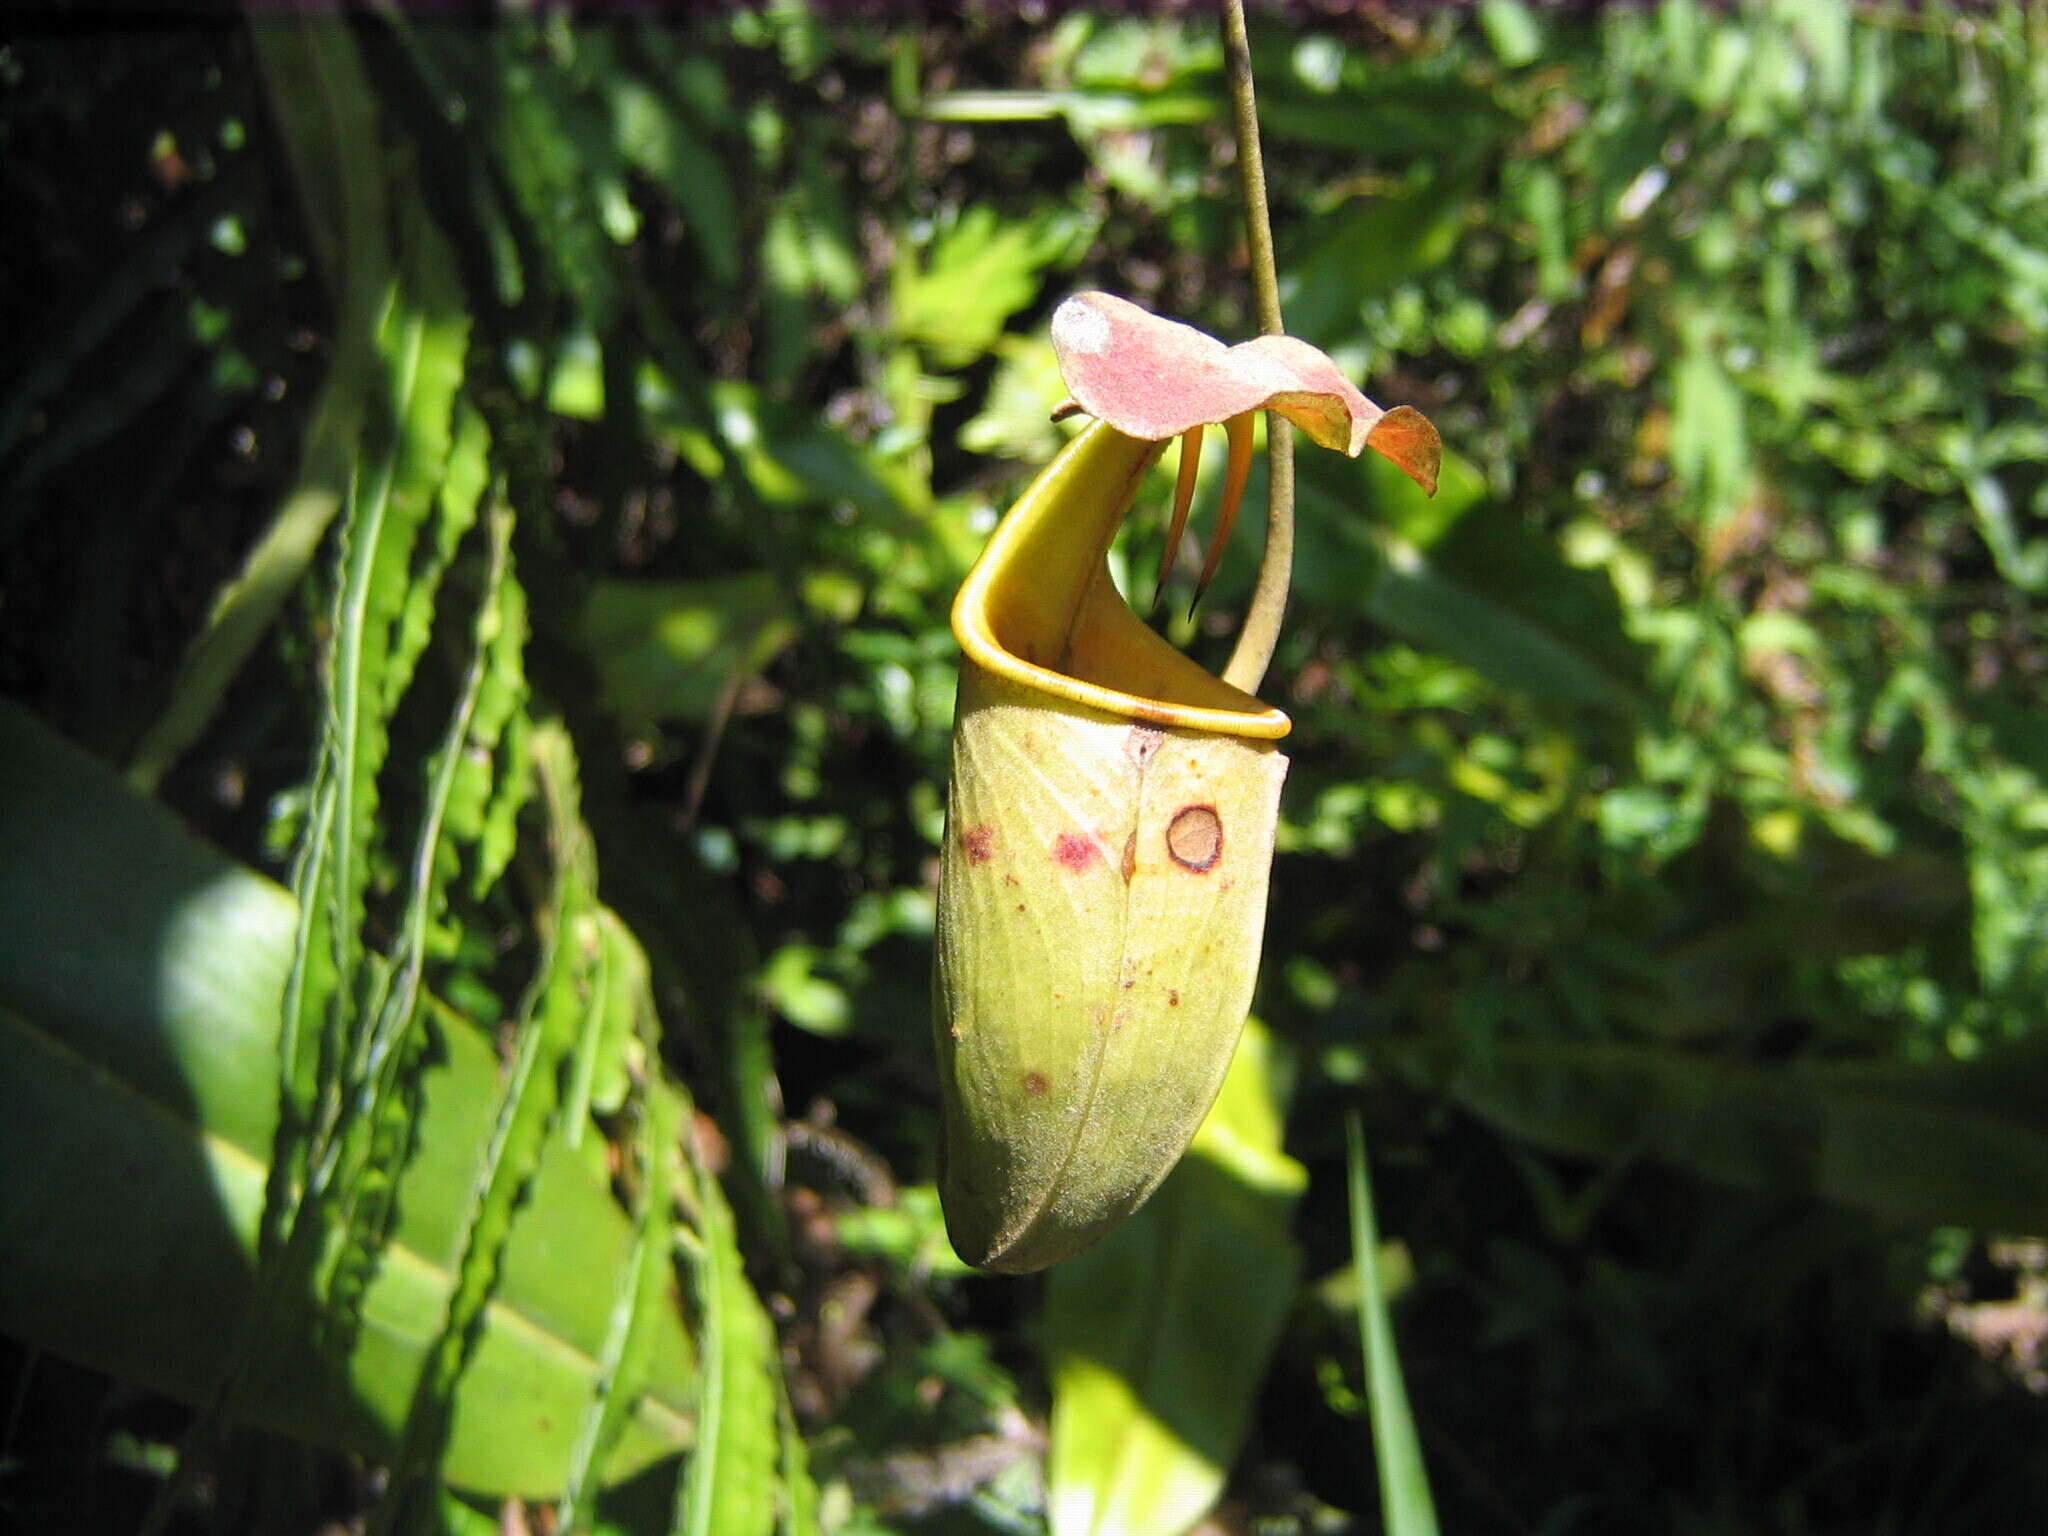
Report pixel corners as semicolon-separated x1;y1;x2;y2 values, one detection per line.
1045;1022;1305;1536
0;700;698;1499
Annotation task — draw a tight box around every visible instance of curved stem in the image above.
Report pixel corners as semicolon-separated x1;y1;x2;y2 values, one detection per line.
1219;0;1294;695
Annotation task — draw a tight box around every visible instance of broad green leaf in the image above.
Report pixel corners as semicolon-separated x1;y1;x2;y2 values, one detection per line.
1345;1113;1438;1536
0;700;696;1498
893;205;1084;368
1045;1022;1305;1536
1295;449;1652;716
580;573;800;732
1367;506;1652;716
753;390;921;520
1284;160;1482;342
1397;1034;2048;1234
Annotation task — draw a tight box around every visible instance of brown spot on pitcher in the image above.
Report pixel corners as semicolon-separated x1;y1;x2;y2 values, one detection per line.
1166;803;1223;872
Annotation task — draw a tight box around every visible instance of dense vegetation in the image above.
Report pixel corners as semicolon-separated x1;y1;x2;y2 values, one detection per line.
3;4;2046;1533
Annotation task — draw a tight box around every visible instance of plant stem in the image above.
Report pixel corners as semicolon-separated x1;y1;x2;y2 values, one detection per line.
1220;0;1295;696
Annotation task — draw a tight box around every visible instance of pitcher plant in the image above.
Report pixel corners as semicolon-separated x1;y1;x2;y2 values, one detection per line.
933;292;1441;1271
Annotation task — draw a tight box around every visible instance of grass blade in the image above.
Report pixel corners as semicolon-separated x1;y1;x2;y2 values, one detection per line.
1345;1110;1438;1536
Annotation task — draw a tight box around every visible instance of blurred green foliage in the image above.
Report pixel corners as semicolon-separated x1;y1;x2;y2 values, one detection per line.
3;2;2048;1533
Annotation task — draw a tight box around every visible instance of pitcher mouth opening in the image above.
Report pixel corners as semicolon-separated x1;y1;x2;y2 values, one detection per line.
949;420;1291;742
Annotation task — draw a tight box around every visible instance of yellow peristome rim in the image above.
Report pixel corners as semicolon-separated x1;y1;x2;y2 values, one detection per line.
951;420;1291;741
